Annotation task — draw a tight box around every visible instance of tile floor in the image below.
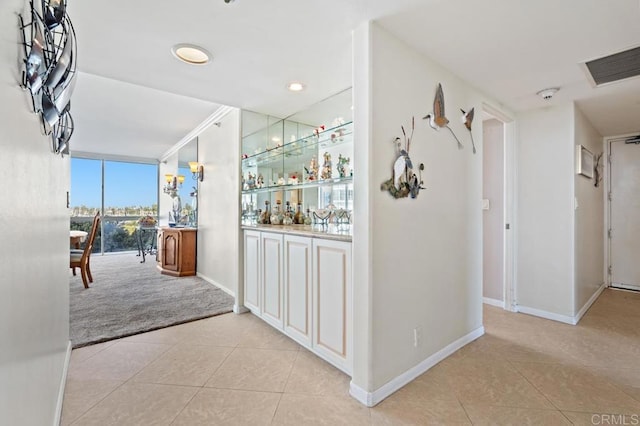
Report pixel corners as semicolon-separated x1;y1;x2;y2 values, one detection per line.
62;288;640;425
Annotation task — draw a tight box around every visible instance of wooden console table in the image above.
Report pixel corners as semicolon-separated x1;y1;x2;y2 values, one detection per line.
157;227;196;277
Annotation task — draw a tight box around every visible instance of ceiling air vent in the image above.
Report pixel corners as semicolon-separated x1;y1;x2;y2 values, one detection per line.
584;46;640;86
625;135;640;145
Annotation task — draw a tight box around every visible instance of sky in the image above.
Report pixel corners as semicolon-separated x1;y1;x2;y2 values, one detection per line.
71;158;159;208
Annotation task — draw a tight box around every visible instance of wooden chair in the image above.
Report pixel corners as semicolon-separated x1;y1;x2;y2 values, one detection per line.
71;212;100;288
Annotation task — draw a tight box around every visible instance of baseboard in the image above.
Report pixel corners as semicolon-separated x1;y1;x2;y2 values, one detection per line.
233;304;250;314
54;341;72;426
516;305;577;325
482;297;505;308
197;273;236;298
349;326;485;407
574;282;606;323
197;273;247;314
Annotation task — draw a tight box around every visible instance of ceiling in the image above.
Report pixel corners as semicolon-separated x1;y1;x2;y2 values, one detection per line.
67;0;640;159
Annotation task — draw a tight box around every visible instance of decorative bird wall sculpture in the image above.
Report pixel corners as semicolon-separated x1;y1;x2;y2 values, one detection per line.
461;107;476;154
423;83;463;150
381;117;425;199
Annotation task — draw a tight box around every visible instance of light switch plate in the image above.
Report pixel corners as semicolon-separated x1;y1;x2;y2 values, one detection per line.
482;199;490;210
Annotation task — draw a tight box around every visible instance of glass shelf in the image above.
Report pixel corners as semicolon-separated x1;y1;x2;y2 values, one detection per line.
242;121;353;168
242;176;353;195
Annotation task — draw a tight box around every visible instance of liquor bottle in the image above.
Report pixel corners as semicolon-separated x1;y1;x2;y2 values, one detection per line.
260;201;271;224
293;203;303;224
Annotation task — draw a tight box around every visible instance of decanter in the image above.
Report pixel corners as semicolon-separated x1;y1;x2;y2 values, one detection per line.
270;200;283;225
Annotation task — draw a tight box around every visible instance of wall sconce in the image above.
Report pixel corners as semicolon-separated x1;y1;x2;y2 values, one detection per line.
189;162;204;182
163;174;185;195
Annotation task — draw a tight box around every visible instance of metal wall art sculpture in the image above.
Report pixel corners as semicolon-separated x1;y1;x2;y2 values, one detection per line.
423;83;463;150
460;107;476;154
381;117;425;199
594;152;603;188
19;0;77;156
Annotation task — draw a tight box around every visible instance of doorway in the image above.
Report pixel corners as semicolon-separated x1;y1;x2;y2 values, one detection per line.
482;103;516;311
608;135;640;291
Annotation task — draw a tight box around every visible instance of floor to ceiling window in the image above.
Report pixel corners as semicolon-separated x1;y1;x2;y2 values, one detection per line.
70;157;158;254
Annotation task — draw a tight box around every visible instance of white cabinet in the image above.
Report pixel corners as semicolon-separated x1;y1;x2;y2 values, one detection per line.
312;238;352;373
243;230;352;374
243;230;261;314
284;235;312;347
261;232;284;329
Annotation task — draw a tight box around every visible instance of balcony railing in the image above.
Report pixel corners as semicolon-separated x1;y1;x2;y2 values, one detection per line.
70;214;157;254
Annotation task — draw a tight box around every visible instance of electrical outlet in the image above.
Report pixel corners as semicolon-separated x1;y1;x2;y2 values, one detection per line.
413;327;421;348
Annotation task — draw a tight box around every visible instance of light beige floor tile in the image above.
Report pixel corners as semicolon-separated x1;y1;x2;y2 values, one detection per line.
60;379;123;426
178;313;257;347
589;367;640;402
462;404;572;425
120;322;192;345
179;325;244;347
71;382;197;426
439;357;554;409
391;367;459;402
621;385;640;402
172;388;281;426
511;361;640;414
70;340;117;364
237;320;301;351
449;332;571;365
593;367;640;389
181;311;257;335
562;411;640;426
371;394;470;425
68;341;172;381
132;344;232;386
272;393;370;426
284;349;350;396
205;347;297;392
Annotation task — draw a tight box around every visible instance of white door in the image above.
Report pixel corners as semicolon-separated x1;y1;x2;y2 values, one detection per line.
261;232;284;328
243;230;261;314
482;119;505;306
283;235;312;348
609;140;640;291
312;238;352;374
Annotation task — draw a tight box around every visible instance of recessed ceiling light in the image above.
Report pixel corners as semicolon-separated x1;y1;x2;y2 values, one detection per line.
536;87;559;100
171;44;211;65
287;82;305;92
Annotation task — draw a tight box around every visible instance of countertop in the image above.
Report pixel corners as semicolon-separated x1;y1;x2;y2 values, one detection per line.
241;223;352;242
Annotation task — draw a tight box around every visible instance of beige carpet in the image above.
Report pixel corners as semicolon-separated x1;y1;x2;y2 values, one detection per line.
69;253;234;348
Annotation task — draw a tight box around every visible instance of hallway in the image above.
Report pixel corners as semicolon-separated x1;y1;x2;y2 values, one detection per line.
62;289;640;424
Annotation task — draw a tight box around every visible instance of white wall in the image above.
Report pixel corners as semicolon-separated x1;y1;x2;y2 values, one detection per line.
0;1;71;424
483;119;504;302
196;109;242;301
353;22;492;393
516;104;575;317
574;106;604;313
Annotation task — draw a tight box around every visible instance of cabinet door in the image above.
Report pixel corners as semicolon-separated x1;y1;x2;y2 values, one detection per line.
162;232;180;272
312;239;352;374
243;230;261;315
284;235;312;348
261;232;284;329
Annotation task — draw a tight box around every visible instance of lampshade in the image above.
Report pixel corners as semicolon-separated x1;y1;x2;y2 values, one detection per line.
165;174;173;183
188;162;199;173
178;175;185;184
